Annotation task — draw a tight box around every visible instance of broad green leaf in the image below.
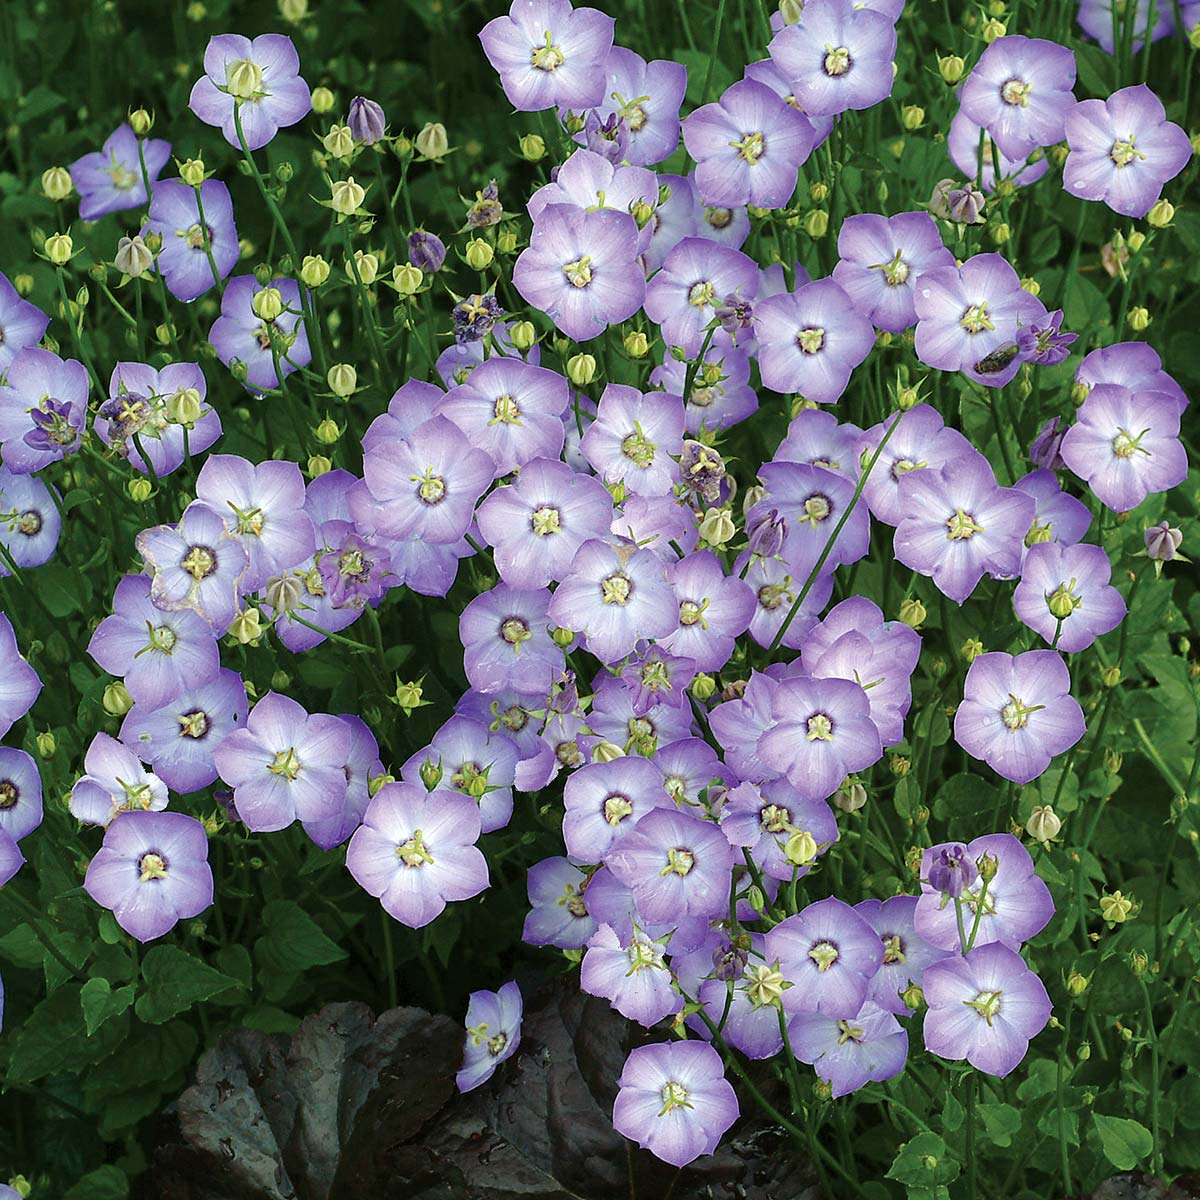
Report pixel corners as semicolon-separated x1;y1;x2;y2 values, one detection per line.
255;899;347;975
80;977;135;1036
1093;1113;1153;1170
135;945;241;1024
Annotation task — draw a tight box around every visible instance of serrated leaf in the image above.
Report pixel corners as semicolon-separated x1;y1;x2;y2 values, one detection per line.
135;945;240;1024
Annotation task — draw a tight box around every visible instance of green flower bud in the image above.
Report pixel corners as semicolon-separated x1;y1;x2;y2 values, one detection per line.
102;681;134;716
392;263;423;295
45;232;73;265
691;673;717;701
566;353;596;386
624;330;649;358
465;237;494;270
307;454;333;478
519;133;546;161
330;176;366;215
415;122;449;160
327;363;357;398
509;320;536;351
898;598;926;629
252;286;284;322
129;107;154;135
311;86;334;114
41;166;72;201
301;253;331;288
35;731;56;759
126;478;154;503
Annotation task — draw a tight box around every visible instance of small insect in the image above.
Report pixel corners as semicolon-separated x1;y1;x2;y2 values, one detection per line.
973;342;1021;376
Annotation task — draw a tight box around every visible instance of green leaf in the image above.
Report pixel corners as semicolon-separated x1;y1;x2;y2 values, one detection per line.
978;1102;1022;1148
255;899;348;975
80;977;135;1036
135;945;240;1024
886;1132;960;1188
1093;1114;1153;1170
941;1091;965;1133
63;1166;129;1200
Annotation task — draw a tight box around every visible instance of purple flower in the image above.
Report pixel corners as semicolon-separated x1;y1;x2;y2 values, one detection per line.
315;523;393;610
438;359;568;477
607;808;733;921
347;95;386;143
562;756;668;863
69;123;171;220
894;454;1035;604
653;345;758;435
1029;418;1068;471
1060;384;1187;513
460;584;563;696
960;36;1077;161
96;362;222;477
833;212;956;333
0;273;48;375
917;833;1055;952
926;843;980;899
1014;470;1093;560
1013;541;1126;652
789;1000;908;1097
1076;341;1188;415
657;738;727;807
587;670;695;754
1064;84;1191;218
522;856;597;948
611;494;698;560
776;408;863;480
859;404;975;527
720;779;839;881
209;275;312;393
1078;0;1174;54
579;46;687;166
457;981;522;1092
684;78;814;209
70;732;168;827
923;942;1051;1077
479;0;614;112
477;457;612;589
766;896;884;1017
580;385;683;497
84;811;214;942
0;468;59;575
408;229;447;273
1016;308;1077;367
213;692;351;832
401;715;518;834
856;896;953;1015
758;675;883;803
196;454;315;593
0;748;40;884
1145;520;1183;563
582;923;681;1026
736;550;835;650
914;253;1047;386
768;0;898;116
143;180;239;302
644;238;759;358
548;539;676;665
613;1041;738;1168
527;149;659;255
452;292;505;346
947;109;1051;192
514;204;644;342
346;781;488;928
660;550;755;673
362;415;495;544
89;574;220;707
0;348;88;474
624;644;696;717
136;501;249;633
303;714;382;851
188;33;311;150
120;668;248;795
753;460;871;579
954;650;1086;784
754;278;875;401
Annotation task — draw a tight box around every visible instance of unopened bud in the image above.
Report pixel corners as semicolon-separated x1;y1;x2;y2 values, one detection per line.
900;981;925;1011
114;234;153;278
1026;805;1062;844
42;166;72;201
392;263;423;295
809;181;829;204
394;679;427;714
167;387;203;425
803;208;829;239
229;608;263;644
301;254;330;288
550;625;575;648
465;237;494;270
901;105;924;131
419;757;444;791
265;573;303;613
898;598;926;629
1128;306;1151;331
566;353;596;386
311;86;334;114
623;330;650;359
1127;230;1146;253
519;133;546;161
307;454;333;477
126;477;154;503
1102;665;1122;688
510;320;536;351
346;250;379;285
35;731;56;759
129;108;154;136
45;232;73;265
102;682;134;716
982;17;1006;41
323;124;354;159
592;740;624;764
961;637;985;663
1067;972;1089;996
252;286;284;322
833;781;867;813
698;507;735;548
327;363;357;398
330;177;366;215
784;829;818;866
1099;890;1134;924
938;54;965;84
691;673;717;701
415;122;449;160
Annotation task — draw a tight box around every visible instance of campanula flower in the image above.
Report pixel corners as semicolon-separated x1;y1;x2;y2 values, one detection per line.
70;123;171;220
